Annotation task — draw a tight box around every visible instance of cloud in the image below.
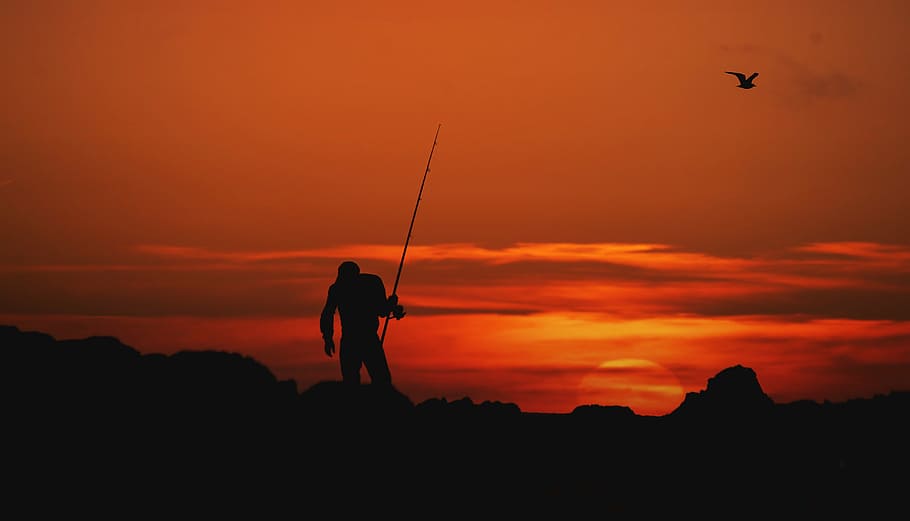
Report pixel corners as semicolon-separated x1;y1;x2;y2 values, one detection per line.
795;69;857;99
133;242;670;265
134;241;759;275
795;241;910;262
682;287;910;321
3;241;909;320
720;43;859;105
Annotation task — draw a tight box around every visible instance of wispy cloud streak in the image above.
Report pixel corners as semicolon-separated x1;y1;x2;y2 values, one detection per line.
3;241;909;320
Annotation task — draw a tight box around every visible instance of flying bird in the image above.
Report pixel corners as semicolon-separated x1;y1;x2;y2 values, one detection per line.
725;71;758;89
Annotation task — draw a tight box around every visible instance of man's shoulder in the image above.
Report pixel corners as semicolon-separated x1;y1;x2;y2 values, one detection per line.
327;281;348;297
359;273;386;291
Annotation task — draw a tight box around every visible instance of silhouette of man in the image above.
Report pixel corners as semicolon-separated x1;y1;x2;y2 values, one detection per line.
320;261;405;386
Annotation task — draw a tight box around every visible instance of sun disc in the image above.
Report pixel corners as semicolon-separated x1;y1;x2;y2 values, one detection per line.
577;358;685;416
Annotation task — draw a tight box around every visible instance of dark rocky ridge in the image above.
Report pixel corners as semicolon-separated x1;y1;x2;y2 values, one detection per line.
3;325;907;515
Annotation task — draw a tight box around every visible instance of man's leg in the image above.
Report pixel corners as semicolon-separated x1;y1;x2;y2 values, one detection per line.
338;336;362;385
362;334;392;386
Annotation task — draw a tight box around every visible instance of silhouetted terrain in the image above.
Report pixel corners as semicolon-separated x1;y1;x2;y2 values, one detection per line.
3;325;907;515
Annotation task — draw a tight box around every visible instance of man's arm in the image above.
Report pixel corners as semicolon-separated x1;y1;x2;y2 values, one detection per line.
371;275;405;320
320;285;337;356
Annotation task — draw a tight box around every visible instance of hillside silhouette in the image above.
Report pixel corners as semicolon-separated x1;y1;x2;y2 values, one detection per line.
3;325;907;515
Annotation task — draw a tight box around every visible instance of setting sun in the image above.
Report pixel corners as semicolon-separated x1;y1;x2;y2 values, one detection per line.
577;358;686;416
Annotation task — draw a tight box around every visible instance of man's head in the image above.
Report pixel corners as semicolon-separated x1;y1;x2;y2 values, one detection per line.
336;261;360;282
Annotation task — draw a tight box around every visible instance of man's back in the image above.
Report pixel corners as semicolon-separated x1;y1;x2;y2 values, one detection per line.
327;273;388;335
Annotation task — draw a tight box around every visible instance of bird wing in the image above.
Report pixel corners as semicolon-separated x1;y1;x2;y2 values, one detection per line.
725;71;747;83
747;72;759;82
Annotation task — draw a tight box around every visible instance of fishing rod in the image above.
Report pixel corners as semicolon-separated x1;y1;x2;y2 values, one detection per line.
380;123;442;347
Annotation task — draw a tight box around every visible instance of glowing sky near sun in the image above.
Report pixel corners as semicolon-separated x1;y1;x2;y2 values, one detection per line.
2;1;909;414
3;240;909;414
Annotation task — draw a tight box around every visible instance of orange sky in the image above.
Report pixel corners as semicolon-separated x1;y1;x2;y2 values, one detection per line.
2;1;909;414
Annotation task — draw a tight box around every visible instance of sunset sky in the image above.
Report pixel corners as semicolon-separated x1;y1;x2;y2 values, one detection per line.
2;1;909;415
